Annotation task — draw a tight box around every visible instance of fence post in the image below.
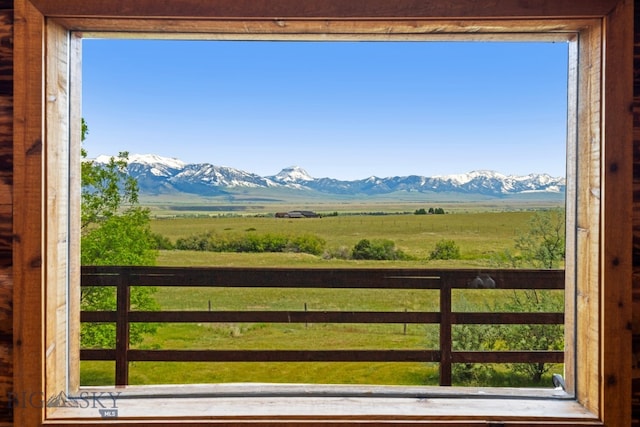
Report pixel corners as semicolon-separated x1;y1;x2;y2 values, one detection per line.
404;308;407;335
439;278;452;386
115;268;131;386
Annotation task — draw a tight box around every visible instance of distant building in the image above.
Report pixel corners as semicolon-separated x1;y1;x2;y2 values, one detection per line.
275;210;320;218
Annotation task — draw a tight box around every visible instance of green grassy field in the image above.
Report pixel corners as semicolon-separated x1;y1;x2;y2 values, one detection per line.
81;209;564;387
140;190;564;218
150;210;537;264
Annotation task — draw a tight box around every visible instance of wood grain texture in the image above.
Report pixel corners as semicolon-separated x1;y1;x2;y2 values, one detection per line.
574;20;603;416
67;31;81;395
632;0;640;426
632;0;640;424
45;18;71;403
0;8;12;209
57;18;595;39
601;1;634;425
0;4;12;426
30;0;622;19
12;0;44;425
0;264;11;425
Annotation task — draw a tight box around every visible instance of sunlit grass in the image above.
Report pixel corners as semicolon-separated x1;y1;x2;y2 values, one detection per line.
81;361;442;386
151;211;535;263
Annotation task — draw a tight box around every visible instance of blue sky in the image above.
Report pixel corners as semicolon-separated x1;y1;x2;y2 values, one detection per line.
82;39;568;180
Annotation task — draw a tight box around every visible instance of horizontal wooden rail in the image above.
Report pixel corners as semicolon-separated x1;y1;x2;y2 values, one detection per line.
451;351;564;364
80;349;563;364
82;349;442;363
82;310;563;325
82;310;443;324
81;266;564;289
80;266;565;386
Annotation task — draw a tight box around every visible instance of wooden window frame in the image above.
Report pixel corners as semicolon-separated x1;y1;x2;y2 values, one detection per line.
12;0;633;425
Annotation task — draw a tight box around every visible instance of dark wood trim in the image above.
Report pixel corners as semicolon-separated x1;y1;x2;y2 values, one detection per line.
602;0;634;424
81;266;565;289
12;0;45;425
29;0;621;19
0;7;12;425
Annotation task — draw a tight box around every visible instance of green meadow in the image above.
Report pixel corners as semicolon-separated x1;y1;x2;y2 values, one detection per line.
150;210;537;265
81;208;564;387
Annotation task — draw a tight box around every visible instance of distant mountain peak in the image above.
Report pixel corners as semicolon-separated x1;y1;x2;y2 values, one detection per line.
127;153;187;169
271;166;314;182
433;170;506;185
93;153;186;171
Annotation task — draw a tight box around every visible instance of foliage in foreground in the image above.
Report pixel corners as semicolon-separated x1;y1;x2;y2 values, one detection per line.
81;119;159;348
493;208;566;269
502;290;564;382
453;208;566;383
451;290;564;384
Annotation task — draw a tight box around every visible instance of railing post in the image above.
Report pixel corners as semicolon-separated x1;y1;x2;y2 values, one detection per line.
439;278;452;386
115;268;130;386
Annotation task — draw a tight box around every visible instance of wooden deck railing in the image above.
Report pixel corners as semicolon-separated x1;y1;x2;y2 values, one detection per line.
80;266;564;386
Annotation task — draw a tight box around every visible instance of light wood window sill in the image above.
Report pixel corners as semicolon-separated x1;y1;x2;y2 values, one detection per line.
45;384;599;424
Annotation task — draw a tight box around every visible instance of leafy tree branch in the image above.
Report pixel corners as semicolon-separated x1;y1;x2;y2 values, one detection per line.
80;119;158;349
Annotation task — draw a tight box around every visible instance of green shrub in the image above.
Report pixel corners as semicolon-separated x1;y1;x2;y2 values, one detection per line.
238;233;287;252
429;239;461;260
150;232;174;250
351;239;409;260
175;231;214;251
175;231;325;255
452;324;500;384
287;234;326;255
501;290;564;383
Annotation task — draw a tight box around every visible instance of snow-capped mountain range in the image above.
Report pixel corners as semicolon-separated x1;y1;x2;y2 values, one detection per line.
93;154;566;198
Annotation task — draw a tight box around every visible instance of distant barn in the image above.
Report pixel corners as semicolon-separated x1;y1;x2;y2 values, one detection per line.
275;210;320;218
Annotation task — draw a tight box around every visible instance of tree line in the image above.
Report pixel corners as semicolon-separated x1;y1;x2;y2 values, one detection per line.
414;207;446;215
